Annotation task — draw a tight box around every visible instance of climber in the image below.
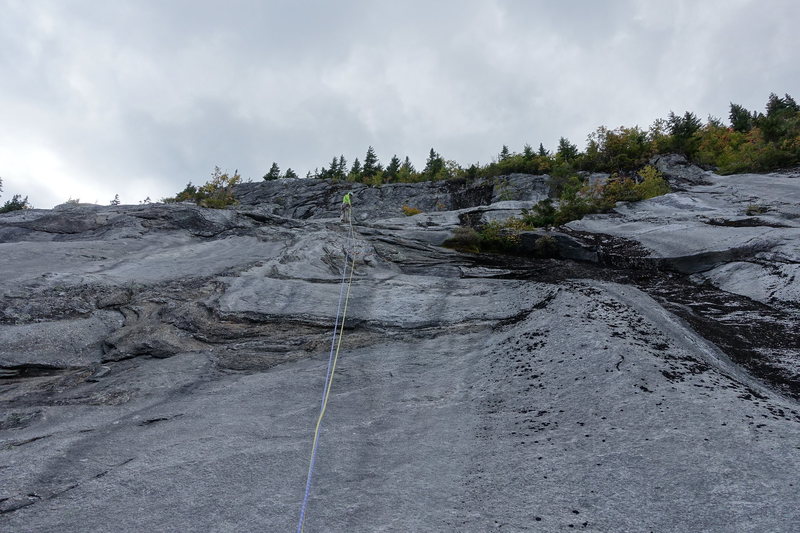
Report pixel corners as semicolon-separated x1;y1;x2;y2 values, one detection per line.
340;190;353;223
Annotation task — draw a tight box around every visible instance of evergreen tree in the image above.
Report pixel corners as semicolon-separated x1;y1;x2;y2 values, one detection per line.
321;157;337;180
556;137;579;162
397;156;417;182
499;145;510;161
337;155;348;180
384;155;401;182
263;162;281;181
760;93;799;143
362;146;382;178
464;163;480;181
522;143;534;159
110;194;120;206
349;158;362;181
537;143;550;157
667;111;702;155
667;111;702;138
422;148;446;179
767;93;800;118
729;103;753;133
0;194;30;213
284;168;298;179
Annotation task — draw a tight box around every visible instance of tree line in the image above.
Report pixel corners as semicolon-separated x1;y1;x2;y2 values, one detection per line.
257;91;799;186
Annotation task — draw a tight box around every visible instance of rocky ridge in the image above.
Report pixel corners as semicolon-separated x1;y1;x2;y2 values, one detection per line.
0;158;798;532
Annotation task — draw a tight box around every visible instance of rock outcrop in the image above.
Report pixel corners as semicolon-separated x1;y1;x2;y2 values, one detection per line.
234;173;550;221
1;161;798;532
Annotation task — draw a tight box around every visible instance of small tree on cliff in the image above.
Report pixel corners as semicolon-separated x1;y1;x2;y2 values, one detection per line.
348;158;362;181
556;137;579;162
422;148;446;180
362;146;382;179
384;155;401;182
263;162;281;181
0;194;31;213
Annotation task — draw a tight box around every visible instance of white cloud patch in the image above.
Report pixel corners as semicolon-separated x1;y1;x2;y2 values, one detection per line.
0;0;798;207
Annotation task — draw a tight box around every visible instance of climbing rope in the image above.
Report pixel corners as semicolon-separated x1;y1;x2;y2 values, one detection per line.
296;214;357;533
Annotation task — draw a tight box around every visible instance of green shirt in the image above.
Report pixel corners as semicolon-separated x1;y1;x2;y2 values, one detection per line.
342;193;352;205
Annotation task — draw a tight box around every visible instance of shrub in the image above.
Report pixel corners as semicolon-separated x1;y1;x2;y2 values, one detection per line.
532;235;558;257
520;198;556;227
164;166;241;208
442;226;480;253
476;220;521;252
745;204;767;216
401;205;423;216
0;194;31;213
634;165;670;199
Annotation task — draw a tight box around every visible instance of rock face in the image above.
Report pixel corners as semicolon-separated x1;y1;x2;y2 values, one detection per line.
649;153;714;190
234;173;550;220
1;163;799;532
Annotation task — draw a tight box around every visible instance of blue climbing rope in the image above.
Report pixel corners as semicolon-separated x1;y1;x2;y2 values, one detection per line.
296;217;357;532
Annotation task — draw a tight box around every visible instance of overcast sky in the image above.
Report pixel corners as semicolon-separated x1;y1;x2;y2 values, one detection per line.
1;0;798;208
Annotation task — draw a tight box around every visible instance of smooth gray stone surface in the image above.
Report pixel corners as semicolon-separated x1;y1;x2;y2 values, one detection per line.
568;171;800;305
1;160;799;532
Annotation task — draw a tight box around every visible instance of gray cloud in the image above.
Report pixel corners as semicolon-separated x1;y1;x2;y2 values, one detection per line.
1;0;798;207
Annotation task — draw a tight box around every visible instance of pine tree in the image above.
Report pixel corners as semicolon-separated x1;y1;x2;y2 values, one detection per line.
499;145;510;161
556;137;579;162
284;168;298;179
729;103;753;133
537;143;550;157
337;155;347;180
667;111;702;155
349;158;362;181
760;93;799;143
767;93;785;117
397;156;417;182
522;143;534;159
401;156;415;173
263;162;281;181
422;148;445;179
667;111;702;138
384;155;401;182
362;146;382;178
110;194;120;206
322;157;338;180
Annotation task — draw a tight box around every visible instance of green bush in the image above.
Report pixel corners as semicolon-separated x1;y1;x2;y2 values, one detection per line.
476;220;520;252
634;165;670;199
521;165;669;229
164;166;241;208
520;198;557;227
0;194;31;213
